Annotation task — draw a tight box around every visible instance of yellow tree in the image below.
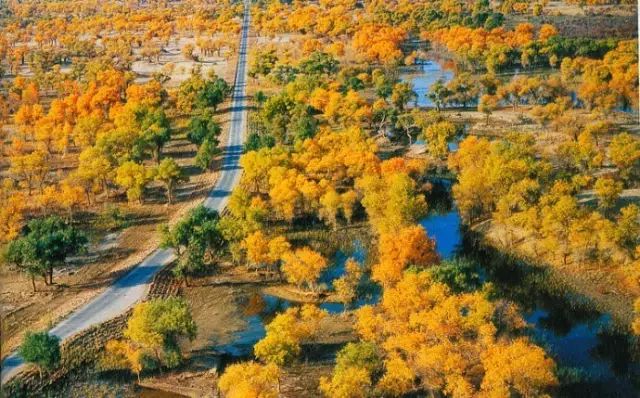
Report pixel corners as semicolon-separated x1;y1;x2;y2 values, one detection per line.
267;236;291;266
103;340;143;382
0;187;25;242
357;172;427;235
540;195;580;265
9;150;50;195
351;271;556;396
608;133;640;182
268;167;303;222
372;225;439;287
320;365;372;398
155;157;186;204
218;362;281;398
340;190;357;224
254;305;326;366
480;339;558;397
633;299;640;336
73;146;113;201
594;177;623;212
319;188;341;229
422;121;457;159
333;259;363;310
115;161;152;204
243;230;271;272
281;247;328;291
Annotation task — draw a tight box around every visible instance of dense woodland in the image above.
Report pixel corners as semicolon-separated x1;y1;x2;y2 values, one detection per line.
1;0;639;396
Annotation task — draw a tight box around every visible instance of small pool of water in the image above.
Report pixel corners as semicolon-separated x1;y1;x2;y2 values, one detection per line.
216;293;293;357
400;61;454;108
216;240;375;357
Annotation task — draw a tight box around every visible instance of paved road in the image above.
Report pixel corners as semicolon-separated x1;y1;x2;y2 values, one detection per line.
1;0;251;384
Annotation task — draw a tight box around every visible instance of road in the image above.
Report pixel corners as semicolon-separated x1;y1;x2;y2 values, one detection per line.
1;0;251;384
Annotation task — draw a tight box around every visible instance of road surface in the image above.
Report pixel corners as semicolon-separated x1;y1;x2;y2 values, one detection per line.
1;0;251;384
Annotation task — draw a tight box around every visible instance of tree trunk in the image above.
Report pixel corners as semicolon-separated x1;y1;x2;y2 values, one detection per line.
166;183;174;204
31;275;36;292
49;266;54;285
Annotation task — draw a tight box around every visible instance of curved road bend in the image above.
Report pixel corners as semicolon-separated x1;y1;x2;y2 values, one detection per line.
1;0;252;384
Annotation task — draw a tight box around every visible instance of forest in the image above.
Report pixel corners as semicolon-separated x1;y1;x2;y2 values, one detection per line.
0;0;638;397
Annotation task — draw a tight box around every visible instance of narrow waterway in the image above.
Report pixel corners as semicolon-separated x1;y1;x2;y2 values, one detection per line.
423;181;640;397
212;179;638;397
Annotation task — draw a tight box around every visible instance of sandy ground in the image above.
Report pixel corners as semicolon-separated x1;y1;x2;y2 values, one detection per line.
502;1;638;38
544;1;637;17
131;34;234;87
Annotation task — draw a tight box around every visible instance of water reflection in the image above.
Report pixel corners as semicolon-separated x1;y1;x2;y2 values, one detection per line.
463;233;640;395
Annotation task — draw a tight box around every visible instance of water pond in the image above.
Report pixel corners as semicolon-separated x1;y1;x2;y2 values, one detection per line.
400;61;454;108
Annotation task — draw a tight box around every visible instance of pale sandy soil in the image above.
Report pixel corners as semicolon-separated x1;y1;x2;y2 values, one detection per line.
544;1;637;17
132;35;233;87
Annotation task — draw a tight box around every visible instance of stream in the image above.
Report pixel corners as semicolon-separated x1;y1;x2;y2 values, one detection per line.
213;179;638;397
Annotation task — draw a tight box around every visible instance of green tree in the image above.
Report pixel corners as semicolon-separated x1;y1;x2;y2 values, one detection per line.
160;205;225;284
195;137;221;171
136;106;172;164
390;82;417;111
6;216;86;285
245;132;276;151
427;258;482;293
187;111;221;145
160;205;224;255
5;238;45;291
249;47;278;78
428;79;450;111
335;342;383;376
299;51;339;76
195;77;231;111
19;331;61;377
